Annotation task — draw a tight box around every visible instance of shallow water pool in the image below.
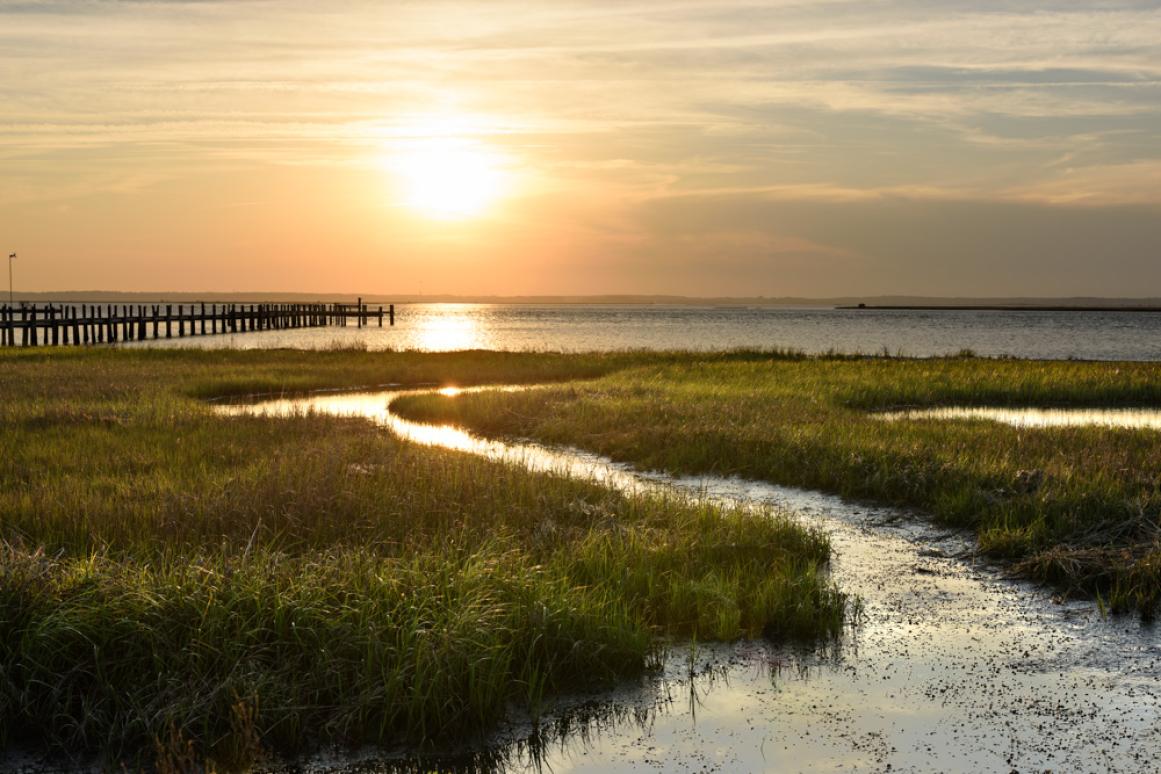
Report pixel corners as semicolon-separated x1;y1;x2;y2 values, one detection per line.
880;405;1161;429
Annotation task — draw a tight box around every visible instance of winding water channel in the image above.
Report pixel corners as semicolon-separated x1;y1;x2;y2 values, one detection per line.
220;388;1161;772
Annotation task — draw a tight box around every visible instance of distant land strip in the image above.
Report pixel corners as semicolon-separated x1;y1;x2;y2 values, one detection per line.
15;292;1161;308
837;305;1161;313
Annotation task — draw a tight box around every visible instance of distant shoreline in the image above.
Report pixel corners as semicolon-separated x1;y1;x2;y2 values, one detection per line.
837;304;1161;313
13;291;1161;309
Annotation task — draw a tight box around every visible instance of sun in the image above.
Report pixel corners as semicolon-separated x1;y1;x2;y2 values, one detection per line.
388;136;509;220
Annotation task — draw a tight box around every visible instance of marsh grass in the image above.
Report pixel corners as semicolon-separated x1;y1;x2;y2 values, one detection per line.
394;355;1161;616
0;347;846;768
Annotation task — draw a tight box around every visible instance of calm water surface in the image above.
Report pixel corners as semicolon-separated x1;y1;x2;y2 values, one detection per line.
219;388;1161;773
129;304;1161;360
883;406;1161;429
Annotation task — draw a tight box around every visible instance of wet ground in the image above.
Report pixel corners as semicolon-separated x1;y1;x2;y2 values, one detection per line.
219;388;1161;773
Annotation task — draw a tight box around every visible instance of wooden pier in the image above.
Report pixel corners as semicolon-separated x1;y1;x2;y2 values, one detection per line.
0;300;395;347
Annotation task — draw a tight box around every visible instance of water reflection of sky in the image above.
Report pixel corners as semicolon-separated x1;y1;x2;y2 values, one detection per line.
217;387;647;491
882;406;1161;429
219;387;1161;773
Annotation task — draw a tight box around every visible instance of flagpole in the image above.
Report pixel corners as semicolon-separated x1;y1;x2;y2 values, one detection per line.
7;253;13;305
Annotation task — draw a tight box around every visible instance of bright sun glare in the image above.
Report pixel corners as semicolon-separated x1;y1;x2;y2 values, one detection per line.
389;136;508;220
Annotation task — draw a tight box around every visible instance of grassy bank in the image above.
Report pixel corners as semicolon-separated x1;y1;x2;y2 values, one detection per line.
0;348;848;769
394;355;1161;615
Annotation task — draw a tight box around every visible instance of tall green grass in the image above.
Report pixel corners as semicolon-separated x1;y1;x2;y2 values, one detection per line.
0;348;847;768
394;355;1161;616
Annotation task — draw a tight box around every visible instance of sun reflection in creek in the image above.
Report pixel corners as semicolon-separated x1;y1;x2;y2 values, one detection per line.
217;385;632;486
217;392;484;453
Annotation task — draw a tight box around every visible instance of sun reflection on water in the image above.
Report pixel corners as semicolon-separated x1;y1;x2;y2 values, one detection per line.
217;386;642;489
413;305;492;351
217;393;485;453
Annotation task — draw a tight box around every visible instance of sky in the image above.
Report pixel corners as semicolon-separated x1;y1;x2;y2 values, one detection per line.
1;0;1160;297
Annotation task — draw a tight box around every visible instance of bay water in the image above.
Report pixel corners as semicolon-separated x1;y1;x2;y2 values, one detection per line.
129;304;1161;360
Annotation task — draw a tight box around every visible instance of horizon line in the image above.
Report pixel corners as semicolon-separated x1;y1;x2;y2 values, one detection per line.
11;291;1161;307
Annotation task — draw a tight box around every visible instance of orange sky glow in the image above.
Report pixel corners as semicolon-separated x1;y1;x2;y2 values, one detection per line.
1;1;1160;297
